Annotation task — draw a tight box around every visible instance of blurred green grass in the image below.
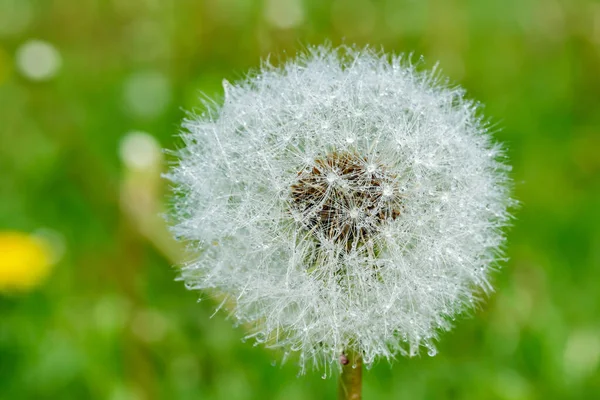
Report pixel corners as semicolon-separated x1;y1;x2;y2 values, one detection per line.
1;0;600;399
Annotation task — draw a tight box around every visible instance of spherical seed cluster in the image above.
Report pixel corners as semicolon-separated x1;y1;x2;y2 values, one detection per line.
168;45;513;374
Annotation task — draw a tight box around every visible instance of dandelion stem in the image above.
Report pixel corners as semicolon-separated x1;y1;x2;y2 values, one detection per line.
338;350;362;400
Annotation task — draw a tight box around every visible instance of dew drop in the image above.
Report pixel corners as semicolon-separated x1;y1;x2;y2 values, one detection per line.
427;348;437;357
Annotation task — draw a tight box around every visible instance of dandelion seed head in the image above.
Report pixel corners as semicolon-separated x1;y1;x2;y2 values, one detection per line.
168;45;513;374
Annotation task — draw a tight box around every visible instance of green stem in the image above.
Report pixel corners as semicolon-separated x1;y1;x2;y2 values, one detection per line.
338;350;362;400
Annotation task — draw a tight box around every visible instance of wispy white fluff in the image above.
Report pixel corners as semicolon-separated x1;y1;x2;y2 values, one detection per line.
167;45;513;374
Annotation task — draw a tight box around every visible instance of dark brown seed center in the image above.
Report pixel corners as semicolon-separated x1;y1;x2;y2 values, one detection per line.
290;151;402;249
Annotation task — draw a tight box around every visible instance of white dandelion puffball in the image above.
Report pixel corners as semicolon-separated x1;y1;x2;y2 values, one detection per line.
168;45;512;373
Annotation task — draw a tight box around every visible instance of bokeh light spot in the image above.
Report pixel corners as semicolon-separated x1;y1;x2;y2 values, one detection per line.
264;0;304;29
563;329;600;382
0;231;54;292
124;19;170;62
119;131;162;170
16;40;62;81
123;71;171;118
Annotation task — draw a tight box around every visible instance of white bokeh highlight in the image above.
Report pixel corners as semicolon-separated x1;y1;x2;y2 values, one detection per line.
119;131;162;170
16;40;61;81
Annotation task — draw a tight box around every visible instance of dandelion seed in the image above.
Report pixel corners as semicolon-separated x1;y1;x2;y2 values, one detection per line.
167;45;513;375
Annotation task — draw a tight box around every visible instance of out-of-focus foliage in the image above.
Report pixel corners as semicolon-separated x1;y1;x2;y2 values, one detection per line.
0;0;599;399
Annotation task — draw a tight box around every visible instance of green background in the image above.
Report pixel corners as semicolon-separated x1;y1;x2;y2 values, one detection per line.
1;0;599;398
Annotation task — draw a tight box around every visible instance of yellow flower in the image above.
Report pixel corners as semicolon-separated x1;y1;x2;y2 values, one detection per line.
0;231;54;292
